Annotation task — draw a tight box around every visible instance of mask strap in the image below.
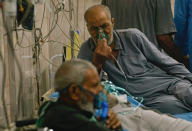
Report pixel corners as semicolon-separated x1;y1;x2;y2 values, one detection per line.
77;85;96;97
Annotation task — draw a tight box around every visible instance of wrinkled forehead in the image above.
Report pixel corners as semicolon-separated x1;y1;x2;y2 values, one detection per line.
84;68;99;86
86;8;111;25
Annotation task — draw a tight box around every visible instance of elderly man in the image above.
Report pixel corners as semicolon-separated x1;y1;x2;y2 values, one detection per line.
78;5;192;114
37;59;122;131
37;59;192;131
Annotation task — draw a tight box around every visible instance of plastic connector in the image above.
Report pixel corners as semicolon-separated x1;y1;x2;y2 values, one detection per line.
94;101;108;119
97;27;108;41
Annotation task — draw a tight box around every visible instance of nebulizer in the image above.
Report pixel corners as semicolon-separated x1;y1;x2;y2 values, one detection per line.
77;85;109;120
93;90;109;120
97;27;109;41
93;83;128;131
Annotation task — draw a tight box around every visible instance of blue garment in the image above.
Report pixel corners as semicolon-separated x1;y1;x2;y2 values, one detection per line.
175;112;192;122
174;0;192;71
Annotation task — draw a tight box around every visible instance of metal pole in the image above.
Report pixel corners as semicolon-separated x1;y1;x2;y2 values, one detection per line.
69;0;74;58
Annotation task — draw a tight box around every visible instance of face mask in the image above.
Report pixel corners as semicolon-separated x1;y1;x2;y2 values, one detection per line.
97;27;109;41
78;86;109;119
93;91;108;119
95;27;114;46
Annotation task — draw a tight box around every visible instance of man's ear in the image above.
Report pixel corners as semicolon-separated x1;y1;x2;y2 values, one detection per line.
68;84;81;101
111;18;114;27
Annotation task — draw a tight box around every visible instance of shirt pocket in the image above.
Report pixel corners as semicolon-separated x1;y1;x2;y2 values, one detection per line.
119;52;151;76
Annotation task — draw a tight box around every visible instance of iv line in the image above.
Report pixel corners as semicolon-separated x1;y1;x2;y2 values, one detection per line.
109;54;144;110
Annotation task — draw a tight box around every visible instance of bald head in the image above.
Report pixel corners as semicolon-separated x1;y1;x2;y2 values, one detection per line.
84;5;111;23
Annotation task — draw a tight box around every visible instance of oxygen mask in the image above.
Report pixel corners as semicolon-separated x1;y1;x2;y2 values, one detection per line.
97;27;108;41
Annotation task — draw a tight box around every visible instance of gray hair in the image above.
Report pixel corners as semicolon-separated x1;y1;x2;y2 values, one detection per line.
54;59;96;91
84;4;111;22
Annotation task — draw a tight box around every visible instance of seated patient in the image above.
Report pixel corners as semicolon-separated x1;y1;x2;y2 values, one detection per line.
37;59;192;131
37;59;122;131
78;5;192;114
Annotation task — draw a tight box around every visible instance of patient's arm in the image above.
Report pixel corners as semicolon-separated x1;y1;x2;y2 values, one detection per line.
132;30;192;81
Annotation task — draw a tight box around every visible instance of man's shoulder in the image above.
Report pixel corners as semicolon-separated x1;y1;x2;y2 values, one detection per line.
41;102;110;131
115;28;145;43
115;28;151;49
78;38;94;61
82;37;93;45
40;101;83;121
116;28;143;36
79;38;93;51
40;102;91;126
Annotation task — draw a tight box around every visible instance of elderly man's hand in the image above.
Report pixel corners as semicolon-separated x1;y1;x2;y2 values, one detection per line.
92;38;112;70
107;94;119;108
106;109;121;130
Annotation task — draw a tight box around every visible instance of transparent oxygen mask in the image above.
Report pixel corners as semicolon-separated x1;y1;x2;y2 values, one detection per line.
97;27;108;41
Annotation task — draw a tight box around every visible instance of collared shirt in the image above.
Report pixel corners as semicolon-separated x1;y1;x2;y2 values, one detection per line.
174;0;192;71
78;29;192;104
